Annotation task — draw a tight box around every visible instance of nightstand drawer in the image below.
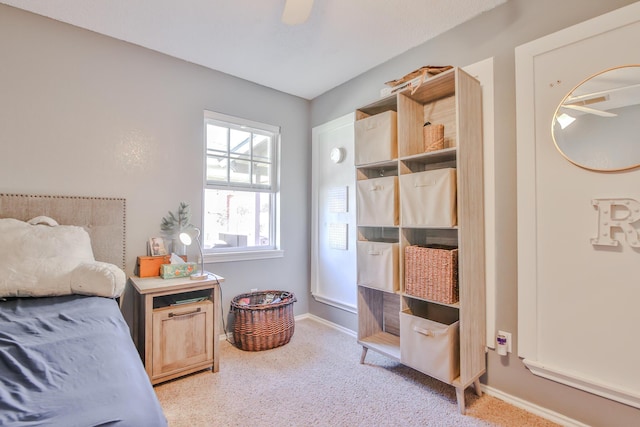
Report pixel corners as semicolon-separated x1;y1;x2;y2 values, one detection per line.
151;300;214;378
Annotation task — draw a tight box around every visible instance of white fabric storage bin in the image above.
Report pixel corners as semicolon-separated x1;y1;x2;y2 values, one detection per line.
400;310;460;383
355;111;398;165
400;168;457;227
356;241;399;292
356;176;398;226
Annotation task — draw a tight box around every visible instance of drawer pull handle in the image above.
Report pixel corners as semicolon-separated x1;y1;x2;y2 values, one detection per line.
168;307;202;318
414;181;436;188
413;325;445;337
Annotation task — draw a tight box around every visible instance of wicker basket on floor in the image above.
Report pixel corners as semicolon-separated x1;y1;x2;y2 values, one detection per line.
230;290;297;351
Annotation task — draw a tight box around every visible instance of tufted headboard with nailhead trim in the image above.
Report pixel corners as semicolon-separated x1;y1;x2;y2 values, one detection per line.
0;194;126;270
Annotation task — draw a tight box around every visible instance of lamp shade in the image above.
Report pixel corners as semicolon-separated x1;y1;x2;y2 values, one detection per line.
177;228;207;280
179;232;192;246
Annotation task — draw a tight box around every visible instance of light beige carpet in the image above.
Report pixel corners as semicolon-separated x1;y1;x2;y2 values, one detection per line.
154;318;560;427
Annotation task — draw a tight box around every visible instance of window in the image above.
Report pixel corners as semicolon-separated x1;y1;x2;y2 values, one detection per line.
203;111;280;258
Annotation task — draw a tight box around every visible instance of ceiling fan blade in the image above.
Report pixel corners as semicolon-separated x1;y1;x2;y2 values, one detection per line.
282;0;314;25
566;82;640;103
562;104;618;117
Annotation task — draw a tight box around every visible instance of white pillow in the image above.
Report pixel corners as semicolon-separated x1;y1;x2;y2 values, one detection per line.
0;218;124;298
27;215;59;226
71;261;126;298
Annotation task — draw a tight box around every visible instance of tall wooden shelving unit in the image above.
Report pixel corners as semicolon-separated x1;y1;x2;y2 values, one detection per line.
355;67;486;414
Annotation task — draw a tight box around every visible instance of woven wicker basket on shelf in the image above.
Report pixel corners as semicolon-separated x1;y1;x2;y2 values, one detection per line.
404;245;458;304
423;123;445;152
230;290;296;351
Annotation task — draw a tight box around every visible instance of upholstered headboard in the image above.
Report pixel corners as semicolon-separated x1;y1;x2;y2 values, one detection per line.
0;194;126;269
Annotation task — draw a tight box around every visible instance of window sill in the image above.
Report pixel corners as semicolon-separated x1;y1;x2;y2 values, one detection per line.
203;249;284;263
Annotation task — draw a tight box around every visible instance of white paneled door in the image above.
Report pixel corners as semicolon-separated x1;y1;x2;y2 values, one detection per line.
311;113;357;312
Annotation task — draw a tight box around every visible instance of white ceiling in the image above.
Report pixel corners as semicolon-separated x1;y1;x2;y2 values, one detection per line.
1;0;507;99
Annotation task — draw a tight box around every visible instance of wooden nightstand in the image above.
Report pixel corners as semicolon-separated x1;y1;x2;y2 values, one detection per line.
130;274;224;385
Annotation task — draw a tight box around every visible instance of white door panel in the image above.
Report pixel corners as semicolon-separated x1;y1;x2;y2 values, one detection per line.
311;113;357;312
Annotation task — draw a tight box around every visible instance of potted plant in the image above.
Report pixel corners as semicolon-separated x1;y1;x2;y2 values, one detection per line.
160;202;194;255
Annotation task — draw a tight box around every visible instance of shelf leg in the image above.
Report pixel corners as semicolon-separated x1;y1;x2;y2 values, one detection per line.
455;386;466;415
359;346;368;364
473;379;483;397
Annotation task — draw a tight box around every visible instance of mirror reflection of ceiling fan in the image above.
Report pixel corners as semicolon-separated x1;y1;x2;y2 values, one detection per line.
562;95;618;117
282;0;314;25
562;82;640;117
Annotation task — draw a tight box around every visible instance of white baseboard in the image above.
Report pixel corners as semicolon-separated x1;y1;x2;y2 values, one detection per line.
481;385;589;427
297;313;357;338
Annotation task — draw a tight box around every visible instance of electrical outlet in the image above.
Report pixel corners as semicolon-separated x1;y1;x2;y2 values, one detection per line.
498;330;512;353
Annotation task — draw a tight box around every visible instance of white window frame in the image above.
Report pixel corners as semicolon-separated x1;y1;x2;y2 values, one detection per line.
203;111;283;263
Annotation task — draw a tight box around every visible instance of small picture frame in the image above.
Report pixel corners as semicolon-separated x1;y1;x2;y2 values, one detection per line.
149;237;167;256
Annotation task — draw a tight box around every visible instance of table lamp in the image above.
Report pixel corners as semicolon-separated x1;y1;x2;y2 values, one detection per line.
179;228;208;280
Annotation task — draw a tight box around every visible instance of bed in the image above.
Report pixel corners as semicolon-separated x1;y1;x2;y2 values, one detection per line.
0;194;167;427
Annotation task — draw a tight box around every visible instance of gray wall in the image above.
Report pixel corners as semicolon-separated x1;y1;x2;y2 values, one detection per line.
0;5;311;323
310;1;640;426
4;1;640;425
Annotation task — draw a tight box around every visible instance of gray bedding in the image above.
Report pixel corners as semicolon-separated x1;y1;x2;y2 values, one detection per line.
0;295;167;427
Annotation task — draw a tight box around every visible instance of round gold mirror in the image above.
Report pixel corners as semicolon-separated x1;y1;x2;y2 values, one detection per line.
552;64;640;172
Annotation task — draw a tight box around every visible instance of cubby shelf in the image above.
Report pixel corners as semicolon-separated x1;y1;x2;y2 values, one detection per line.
354;67;486;415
